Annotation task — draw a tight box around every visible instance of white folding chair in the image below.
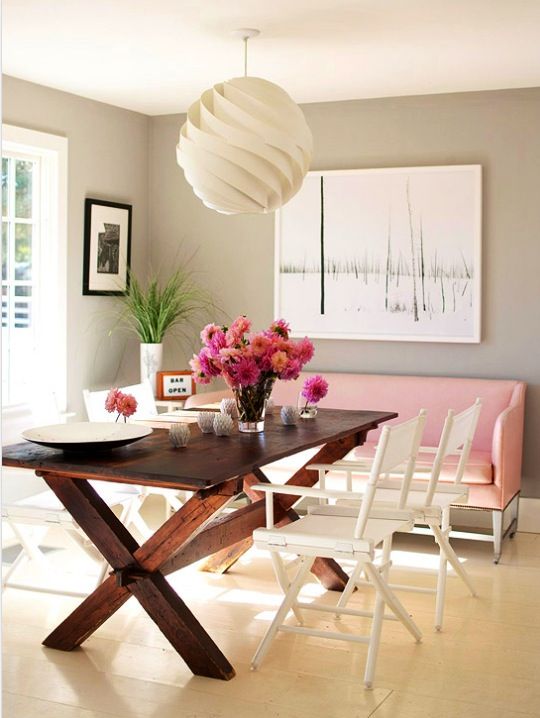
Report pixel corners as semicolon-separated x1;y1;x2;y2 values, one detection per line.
311;399;482;630
251;411;426;689
2;478;143;596
83;380;186;530
2;394;146;595
82;380;159;423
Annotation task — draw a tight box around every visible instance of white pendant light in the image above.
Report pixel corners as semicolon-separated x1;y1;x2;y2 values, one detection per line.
176;29;313;215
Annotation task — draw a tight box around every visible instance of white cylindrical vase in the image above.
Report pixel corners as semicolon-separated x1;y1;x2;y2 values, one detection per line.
140;343;163;396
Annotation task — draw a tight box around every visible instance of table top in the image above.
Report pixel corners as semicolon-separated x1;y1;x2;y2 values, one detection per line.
1;409;397;490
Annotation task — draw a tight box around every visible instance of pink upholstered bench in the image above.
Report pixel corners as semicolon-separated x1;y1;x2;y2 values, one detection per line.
185;373;526;562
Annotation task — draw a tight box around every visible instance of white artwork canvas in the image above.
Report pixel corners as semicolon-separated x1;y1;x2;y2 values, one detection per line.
275;166;482;342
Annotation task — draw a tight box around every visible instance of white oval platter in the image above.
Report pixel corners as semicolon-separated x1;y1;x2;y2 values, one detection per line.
22;422;153;452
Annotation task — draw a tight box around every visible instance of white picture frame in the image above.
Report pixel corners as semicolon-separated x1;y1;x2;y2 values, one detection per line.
275;165;482;343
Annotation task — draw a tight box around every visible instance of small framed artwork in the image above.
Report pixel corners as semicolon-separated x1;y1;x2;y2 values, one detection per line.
83;198;132;295
156;371;196;401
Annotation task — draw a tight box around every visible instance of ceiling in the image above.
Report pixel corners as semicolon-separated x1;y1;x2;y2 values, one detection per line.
3;1;540;116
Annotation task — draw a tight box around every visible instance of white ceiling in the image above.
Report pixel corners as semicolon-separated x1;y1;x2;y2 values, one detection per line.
3;0;540;116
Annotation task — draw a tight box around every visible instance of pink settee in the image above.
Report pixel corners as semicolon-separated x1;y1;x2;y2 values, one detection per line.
186;373;526;562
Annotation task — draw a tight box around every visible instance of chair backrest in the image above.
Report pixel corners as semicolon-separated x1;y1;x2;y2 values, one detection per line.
425;398;482;506
354;411;426;538
83;380;158;422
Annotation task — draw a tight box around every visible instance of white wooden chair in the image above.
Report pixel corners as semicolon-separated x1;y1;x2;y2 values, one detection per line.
310;399;482;630
82;380;159;423
1;479;143;596
83;380;185;530
1;394;146;595
251;411;426;689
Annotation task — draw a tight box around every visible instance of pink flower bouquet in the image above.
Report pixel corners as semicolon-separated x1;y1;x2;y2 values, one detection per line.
105;388;138;423
190;316;315;432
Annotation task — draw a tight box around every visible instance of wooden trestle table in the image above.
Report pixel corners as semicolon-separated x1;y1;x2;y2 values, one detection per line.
1;408;396;680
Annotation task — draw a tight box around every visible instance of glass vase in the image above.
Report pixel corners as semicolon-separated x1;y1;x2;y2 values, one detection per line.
234;378;275;433
297;393;318;419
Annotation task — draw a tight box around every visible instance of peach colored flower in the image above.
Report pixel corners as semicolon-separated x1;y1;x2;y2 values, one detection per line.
251;334;270;356
271;350;288;373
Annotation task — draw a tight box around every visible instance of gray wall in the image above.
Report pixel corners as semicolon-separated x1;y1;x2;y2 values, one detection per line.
2;76;149;420
149;88;540;498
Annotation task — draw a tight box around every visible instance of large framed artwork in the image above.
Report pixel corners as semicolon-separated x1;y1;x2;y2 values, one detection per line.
83;198;132;296
275;165;482;342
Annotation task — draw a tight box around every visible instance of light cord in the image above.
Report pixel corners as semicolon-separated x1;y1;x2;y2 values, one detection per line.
244;36;248;76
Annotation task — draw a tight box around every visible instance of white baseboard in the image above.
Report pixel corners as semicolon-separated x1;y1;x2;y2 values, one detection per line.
518;497;540;534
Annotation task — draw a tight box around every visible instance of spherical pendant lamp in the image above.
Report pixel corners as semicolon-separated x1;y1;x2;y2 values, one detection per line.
176;30;313;215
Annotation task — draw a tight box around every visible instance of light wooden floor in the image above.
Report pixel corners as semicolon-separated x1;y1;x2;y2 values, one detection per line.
2;513;540;718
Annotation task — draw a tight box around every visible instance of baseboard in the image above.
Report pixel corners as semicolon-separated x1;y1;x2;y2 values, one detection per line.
518;497;540;534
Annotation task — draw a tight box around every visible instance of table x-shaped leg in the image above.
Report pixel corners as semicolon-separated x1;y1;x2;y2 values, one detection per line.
39;472;244;680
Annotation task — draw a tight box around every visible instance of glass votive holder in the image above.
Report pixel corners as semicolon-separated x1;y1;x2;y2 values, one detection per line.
297;393;318;419
280;405;300;425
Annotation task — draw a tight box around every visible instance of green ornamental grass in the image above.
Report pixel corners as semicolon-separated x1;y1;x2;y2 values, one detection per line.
118;268;209;344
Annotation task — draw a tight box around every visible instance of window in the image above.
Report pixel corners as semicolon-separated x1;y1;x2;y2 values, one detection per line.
2;153;39;404
1;126;67;411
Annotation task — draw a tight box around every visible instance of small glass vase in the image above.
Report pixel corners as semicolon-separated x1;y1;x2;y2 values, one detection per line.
234;378;275;433
297;393;318;419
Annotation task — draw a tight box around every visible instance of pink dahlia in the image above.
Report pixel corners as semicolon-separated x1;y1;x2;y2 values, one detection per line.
116;393;138;418
226;315;252;344
234;357;261;387
207;329;227;357
105;388;121;413
200;323;222;345
198;348;222;377
280;358;302;381
302;375;329;404
189;353;211;384
267;318;290;339
296;337;315;365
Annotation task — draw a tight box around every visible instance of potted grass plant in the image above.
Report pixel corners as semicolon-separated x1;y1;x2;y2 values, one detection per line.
116;267;209;395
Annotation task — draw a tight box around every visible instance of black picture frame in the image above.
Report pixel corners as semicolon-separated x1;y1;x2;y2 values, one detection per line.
83;198;132;296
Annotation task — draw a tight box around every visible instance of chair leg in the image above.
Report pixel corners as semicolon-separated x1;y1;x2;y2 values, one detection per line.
166;493;184;514
10;523;48;566
492;510;503;564
2;545;29;586
362;536;392;690
431;524;477;597
335;561;363;618
434;508;449;631
363;562;422;643
270;553;304;624
510;496;519;538
252;556;315;671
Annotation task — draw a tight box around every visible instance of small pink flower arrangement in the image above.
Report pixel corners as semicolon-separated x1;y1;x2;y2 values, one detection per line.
301;375;329;406
190;316;315;389
105;388;138;422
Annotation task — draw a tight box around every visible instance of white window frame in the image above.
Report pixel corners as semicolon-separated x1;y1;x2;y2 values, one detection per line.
2;124;68;415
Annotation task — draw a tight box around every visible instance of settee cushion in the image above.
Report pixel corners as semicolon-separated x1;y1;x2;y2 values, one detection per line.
345;443;493;485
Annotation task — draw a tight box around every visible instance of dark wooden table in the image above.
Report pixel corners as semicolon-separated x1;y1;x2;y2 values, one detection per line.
2;408;396;680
